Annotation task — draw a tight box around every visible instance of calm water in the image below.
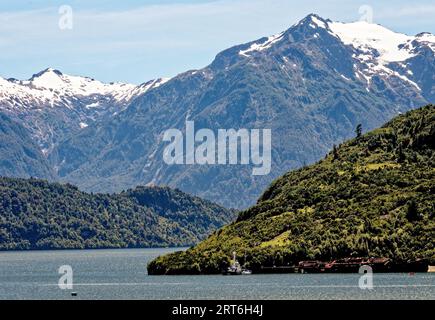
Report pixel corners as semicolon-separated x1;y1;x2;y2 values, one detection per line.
0;248;433;300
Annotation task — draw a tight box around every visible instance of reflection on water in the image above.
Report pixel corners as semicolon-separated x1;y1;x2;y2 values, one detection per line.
0;248;433;300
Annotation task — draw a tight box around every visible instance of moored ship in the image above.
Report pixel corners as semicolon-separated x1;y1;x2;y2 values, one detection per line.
222;252;252;275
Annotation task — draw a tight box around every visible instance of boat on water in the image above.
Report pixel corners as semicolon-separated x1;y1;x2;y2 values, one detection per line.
223;252;252;275
223;262;242;275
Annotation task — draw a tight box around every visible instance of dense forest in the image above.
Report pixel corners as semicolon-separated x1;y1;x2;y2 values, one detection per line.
0;179;236;250
148;105;435;274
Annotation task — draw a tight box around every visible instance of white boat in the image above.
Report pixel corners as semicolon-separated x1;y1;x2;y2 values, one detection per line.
223;251;252;275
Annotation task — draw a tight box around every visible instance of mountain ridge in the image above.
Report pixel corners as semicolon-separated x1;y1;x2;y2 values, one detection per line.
50;14;434;208
0;68;168;156
1;14;434;209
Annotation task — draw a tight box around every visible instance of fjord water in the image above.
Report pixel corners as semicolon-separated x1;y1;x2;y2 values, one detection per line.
0;248;433;300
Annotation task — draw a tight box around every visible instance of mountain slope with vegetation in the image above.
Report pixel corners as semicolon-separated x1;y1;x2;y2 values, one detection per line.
148;105;435;274
51;15;434;209
0;178;236;250
0;113;55;180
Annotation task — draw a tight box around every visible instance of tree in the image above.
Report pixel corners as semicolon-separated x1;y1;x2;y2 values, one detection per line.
355;124;362;139
396;144;405;163
406;200;419;222
332;144;338;160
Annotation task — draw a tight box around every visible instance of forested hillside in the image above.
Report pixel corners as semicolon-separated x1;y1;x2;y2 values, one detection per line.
148;105;435;274
0;178;236;250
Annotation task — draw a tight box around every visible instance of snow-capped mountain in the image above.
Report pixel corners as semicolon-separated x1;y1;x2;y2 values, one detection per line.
1;14;434;209
236;14;434;101
0;68;169;109
318;16;433;97
49;14;434;209
248;14;435;63
0;68;168;154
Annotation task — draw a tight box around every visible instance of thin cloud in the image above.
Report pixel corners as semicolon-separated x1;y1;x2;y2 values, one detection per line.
376;5;435;18
0;0;433;83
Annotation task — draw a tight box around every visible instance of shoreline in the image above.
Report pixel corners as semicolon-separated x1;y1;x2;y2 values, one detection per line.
0;247;188;254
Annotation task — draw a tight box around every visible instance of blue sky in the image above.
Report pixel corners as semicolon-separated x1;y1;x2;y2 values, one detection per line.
0;0;434;84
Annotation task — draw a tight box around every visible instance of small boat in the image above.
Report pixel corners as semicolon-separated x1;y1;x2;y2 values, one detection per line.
223;251;252;275
224;264;242;275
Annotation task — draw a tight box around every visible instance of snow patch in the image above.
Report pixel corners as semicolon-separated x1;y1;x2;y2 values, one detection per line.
86;102;100;108
329;21;415;63
239;32;285;57
311;16;327;29
0;68;159;112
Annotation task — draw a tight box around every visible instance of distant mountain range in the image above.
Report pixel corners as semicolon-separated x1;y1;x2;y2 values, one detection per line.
0;177;236;250
148;105;435;275
0;68;168;156
1;14;434;209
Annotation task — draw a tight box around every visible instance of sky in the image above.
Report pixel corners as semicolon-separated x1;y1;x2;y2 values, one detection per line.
0;0;434;84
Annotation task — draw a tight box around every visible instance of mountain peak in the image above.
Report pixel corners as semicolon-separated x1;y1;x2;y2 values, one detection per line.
30;68;63;80
414;32;435;49
29;68;68;89
416;31;434;37
292;14;434;64
0;67;152;116
298;13;330;29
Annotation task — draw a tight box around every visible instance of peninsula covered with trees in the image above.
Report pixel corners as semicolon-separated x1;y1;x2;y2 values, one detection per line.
148;105;435;274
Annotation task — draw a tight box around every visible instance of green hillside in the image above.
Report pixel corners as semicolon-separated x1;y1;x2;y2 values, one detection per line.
148;105;435;274
0;178;236;250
